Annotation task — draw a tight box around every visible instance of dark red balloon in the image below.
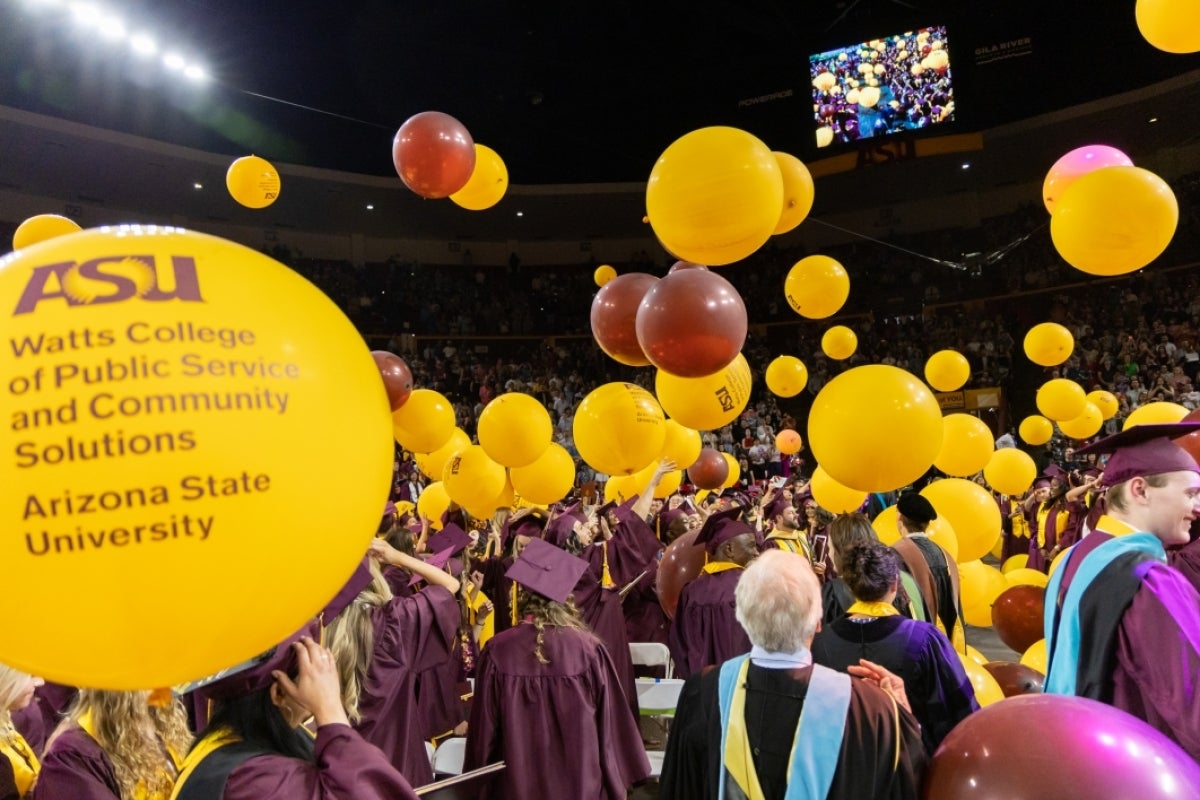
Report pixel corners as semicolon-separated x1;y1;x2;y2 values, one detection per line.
371;350;413;411
990;584;1046;654
1173;408;1200;466
687;447;730;490
656;530;706;620
635;269;747;378
924;694;1200;800
980;661;1044;697
667;260;709;274
392;111;476;199
590;272;658;366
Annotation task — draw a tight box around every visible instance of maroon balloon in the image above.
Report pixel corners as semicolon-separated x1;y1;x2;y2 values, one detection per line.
635;269;747;378
980;661;1044;697
924;694;1200;800
590;272;658;366
371;351;414;411
687;447;730;490
1173;408;1200;466
667;260;709;274
990;584;1046;654
391;111;476;199
656;530;706;620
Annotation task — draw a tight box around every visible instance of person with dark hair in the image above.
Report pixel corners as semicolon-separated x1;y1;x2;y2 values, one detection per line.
820;514;924;624
892;493;962;640
464;538;650;799
1028;465;1093;571
812;542;978;750
171;631;420;799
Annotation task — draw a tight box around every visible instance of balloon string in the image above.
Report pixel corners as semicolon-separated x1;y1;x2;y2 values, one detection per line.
807;217;1047;272
232;87;396;131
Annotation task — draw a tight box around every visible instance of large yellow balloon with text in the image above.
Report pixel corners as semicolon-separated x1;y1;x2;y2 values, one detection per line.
0;226;393;689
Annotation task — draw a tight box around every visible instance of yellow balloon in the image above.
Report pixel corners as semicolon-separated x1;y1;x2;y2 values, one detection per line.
1005;568;1050;589
605;473;641;504
510;443;576;506
921;479;1002;563
1058;401;1104;440
645;126;784;266
772;152;816;235
627;460;684;501
934;414;995;477
415;427;471;481
765;355;809;398
924;350;970;392
958;559;1008;627
960;656;1005;706
870;505;959;559
990;535;1004;560
1136;0;1200;53
0;227;391;688
660;419;702;470
809;365;944;492
1019;415;1054;446
1036;379;1087;421
1023;322;1075;367
1001;554;1029;574
1123;401;1189;430
449;144;508;210
226;155;281;209
573;383;666;476
784;256;849;319
1020;638;1048;674
821;325;858;360
1050;166;1178;276
815;127;834;149
858;86;881;108
443;445;507;512
1087;390;1119;420
720;452;741;488
811;467;867;514
477;392;553;468
393;389;457;454
1043;145;1134;213
654;468;684;500
466;477;515;520
655;354;752;431
984;448;1037;495
417;482;451;531
593;265;617;287
13;214;82;250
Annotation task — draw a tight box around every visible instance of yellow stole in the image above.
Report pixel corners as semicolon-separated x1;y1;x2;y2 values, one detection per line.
0;730;39;797
702;561;744;575
167;729;240;800
1095;514;1138;538
766;534;811;560
79;710;183;800
1036;506;1051;548
467;586;495;649
1009;500;1031;538
846;601;900;618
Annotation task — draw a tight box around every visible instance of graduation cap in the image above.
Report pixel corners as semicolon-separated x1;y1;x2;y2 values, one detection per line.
762;495;792;521
425;523;471;557
319;557;373;623
504;538;588;603
544;502;587;548
501;508;549;548
1042;463;1069;481
186;621;320;701
694;506;755;554
896;492;937;524
1077;422;1200;487
409;547;457;586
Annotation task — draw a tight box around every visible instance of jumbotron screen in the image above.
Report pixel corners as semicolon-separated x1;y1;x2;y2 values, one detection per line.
809;25;955;148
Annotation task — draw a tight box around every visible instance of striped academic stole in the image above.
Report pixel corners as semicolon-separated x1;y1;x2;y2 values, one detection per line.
766;534;811;561
1043;531;1164;696
716;654;850;800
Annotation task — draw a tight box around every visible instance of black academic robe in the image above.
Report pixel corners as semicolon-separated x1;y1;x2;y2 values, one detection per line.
659;662;927;800
812;615;979;750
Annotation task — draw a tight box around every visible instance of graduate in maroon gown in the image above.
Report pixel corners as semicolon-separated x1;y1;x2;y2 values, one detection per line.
323;539;461;787
812;542;978;750
660;550;927;800
478;508;548;635
668;507;758;678
1045;423;1200;760
0;665;43;799
465;538;651;799
172;628;420;800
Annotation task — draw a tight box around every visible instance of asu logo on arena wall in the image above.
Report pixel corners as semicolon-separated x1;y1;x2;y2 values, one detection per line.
12;253;204;315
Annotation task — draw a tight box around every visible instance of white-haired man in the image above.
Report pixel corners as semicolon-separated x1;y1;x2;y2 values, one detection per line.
660;549;927;800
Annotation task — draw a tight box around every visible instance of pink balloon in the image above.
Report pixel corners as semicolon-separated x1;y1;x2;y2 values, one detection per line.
1043;145;1133;213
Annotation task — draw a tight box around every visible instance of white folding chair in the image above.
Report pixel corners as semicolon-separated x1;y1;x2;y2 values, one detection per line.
628;642;674;679
635;677;685;778
425;740;436;769
432;736;467;776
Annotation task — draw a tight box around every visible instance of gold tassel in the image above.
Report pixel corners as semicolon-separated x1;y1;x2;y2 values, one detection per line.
148;687;172;708
510;580;519;627
601;542;615;588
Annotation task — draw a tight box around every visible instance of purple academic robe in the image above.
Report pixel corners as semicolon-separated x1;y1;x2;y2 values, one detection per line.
464;624;651;800
355;585;460;787
668;568;752;679
1056;528;1200;760
222;724;420;800
32;727;120;800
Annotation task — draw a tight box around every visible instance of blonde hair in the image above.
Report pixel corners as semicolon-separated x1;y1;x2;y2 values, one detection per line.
0;663;30;746
325;560;394;724
516;589;590;665
56;689;192;799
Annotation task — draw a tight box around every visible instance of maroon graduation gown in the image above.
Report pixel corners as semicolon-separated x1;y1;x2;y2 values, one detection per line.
413;635;468;739
623;556;670;648
659;662;927;800
479;555;518;635
221;724;420;800
464;623;650;800
1055;529;1200;760
13;682;76;755
668;567;752;679
32;727;120;800
0;756;17;800
355;585;460;786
